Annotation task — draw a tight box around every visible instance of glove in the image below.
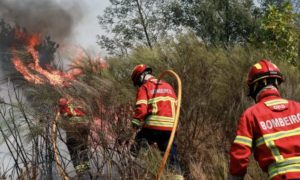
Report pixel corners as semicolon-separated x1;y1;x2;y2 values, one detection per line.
131;119;143;131
132;123;141;131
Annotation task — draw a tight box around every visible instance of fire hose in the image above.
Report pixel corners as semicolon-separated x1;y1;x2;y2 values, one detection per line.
156;70;182;180
51;111;69;180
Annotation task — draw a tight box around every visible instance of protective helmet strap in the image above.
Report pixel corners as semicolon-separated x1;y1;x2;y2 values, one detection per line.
135;71;150;87
263;79;267;86
249;82;258;98
249;78;280;100
253;82;258;92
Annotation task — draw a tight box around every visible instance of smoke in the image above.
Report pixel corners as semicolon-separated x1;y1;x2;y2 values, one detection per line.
0;0;84;42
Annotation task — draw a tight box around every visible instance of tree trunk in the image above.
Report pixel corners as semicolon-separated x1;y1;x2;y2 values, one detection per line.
135;0;153;49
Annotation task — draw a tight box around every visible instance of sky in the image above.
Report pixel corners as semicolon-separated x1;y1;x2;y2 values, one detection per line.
68;0;110;56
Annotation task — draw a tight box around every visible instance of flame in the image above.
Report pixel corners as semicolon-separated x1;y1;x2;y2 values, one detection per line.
68;46;108;70
11;32;74;86
10;30;117;144
11;30;45;84
11;31;107;87
12;56;43;84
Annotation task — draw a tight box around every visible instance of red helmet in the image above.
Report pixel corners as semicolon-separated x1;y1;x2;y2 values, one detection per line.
131;64;152;85
58;98;68;107
247;59;284;86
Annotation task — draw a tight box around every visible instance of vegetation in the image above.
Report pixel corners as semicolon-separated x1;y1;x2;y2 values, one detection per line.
0;0;300;179
97;0;176;55
169;0;259;46
250;2;299;65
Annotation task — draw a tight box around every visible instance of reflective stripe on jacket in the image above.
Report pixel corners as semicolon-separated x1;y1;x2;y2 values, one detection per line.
230;87;300;179
59;98;86;118
132;78;177;131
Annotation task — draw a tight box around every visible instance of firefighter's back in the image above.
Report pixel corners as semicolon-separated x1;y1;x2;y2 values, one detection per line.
142;78;177;131
248;97;300;179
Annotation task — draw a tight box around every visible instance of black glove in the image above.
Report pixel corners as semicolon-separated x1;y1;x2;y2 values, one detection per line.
131;119;143;131
132;123;141;131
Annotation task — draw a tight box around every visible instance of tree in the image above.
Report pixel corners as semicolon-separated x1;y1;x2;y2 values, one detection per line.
250;2;299;65
169;0;260;47
260;0;300;11
259;0;300;28
97;0;176;55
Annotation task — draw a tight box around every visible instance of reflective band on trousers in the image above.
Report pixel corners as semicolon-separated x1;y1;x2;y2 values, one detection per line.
268;157;300;179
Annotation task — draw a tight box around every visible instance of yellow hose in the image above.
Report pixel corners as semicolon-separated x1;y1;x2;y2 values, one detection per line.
51;111;70;180
156;70;182;180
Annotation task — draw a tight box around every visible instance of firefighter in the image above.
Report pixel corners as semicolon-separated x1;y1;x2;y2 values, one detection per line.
130;64;183;179
229;59;300;179
58;96;90;176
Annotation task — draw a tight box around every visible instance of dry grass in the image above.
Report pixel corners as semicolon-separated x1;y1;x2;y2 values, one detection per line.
108;34;300;179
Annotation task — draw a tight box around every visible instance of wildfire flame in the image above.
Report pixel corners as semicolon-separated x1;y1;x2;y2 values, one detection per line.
12;56;43;84
10;30;114;143
11;31;107;87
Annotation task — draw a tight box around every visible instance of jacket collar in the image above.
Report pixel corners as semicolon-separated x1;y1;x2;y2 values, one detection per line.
256;85;281;103
145;77;161;84
143;75;154;82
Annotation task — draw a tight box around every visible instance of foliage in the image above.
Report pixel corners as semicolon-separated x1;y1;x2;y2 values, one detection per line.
97;0;300;54
97;0;300;57
169;0;260;46
97;0;176;56
260;0;300;12
250;2;299;65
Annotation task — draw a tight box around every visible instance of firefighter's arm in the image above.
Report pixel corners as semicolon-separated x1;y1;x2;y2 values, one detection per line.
132;86;148;128
229;113;253;178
